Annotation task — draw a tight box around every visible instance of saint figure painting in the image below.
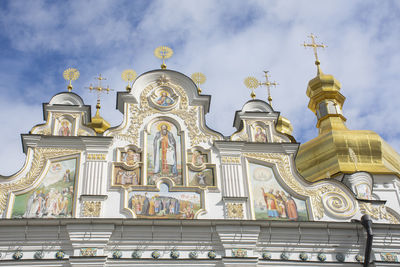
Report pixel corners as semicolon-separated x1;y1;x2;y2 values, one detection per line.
12;158;77;218
147;121;182;185
248;163;308;221
156;91;174;106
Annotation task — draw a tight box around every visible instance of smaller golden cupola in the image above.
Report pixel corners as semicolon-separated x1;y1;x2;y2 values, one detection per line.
276;115;296;142
296;35;400;182
89;101;110;134
86;74;112;134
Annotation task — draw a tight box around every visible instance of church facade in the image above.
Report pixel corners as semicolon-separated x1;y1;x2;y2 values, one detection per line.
0;61;400;266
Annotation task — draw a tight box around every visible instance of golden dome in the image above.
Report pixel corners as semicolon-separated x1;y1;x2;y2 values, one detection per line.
88;104;110;134
276;116;296;142
296;71;400;181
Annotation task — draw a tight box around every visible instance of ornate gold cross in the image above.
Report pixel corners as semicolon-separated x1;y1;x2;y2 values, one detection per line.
87;74;114;110
244;71;278;106
303;33;327;72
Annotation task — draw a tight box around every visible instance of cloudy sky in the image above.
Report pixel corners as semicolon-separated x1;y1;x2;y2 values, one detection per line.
0;0;399;175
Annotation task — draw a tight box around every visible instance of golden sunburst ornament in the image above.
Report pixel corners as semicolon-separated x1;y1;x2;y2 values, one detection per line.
63;68;80;92
244;76;260;99
121;69;137;92
154;46;173;69
191;72;206;94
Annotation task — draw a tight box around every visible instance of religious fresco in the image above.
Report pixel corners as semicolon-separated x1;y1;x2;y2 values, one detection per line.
128;183;201;219
121;149;140;166
155;90;175;107
254;126;267;142
147;121;182;185
248;163;308;221
12;158;77;218
188;150;208;167
188;169;215;187
113;166;140;186
355;183;372;200
57;119;72;136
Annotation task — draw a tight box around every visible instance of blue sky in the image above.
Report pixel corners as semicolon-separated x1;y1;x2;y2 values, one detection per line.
0;0;400;174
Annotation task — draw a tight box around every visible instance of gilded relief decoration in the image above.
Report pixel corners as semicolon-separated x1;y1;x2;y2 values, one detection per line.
0;148;81;217
359;203;399;224
226;203;244;219
112;146;142;188
127;183;203;219
109;78;222;146
230;122;250;142
147;121;182;185
12;157;77;218
82;201;101;217
244;153;358;220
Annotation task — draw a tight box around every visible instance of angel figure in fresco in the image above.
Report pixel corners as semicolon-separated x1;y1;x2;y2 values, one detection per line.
156;91;174;106
153;123;178;175
58;120;71;136
255;127;267;143
195;171;207;186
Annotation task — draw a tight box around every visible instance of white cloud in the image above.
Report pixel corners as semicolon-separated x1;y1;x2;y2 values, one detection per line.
0;0;399;174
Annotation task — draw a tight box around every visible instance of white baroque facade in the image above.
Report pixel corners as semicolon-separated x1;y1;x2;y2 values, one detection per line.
0;68;399;266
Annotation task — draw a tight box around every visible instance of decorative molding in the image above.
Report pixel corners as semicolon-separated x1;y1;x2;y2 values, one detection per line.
87;153;106;161
360;203;400;224
110;81;221;146
221;156;241;164
80;248;97;257
82;201;101;217
232;248;247;258
0;148;81;216
226;203;244;219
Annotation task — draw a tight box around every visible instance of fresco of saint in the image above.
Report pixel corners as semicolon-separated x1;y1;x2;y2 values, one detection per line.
147;121;182;185
153;123;177;175
156;91;174;106
122;149;140;166
191;150;205;166
12;158;77;218
114;167;140;186
58;120;72;136
249;163;308;221
254;127;267;142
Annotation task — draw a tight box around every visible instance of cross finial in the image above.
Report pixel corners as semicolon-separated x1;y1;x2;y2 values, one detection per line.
303;33;327;74
244;71;278;106
260;71;278;106
86;74;114;113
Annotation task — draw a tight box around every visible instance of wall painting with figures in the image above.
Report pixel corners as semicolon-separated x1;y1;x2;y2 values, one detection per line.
128;183;201;219
248;163;308;221
11;157;78;218
147;121;182;186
